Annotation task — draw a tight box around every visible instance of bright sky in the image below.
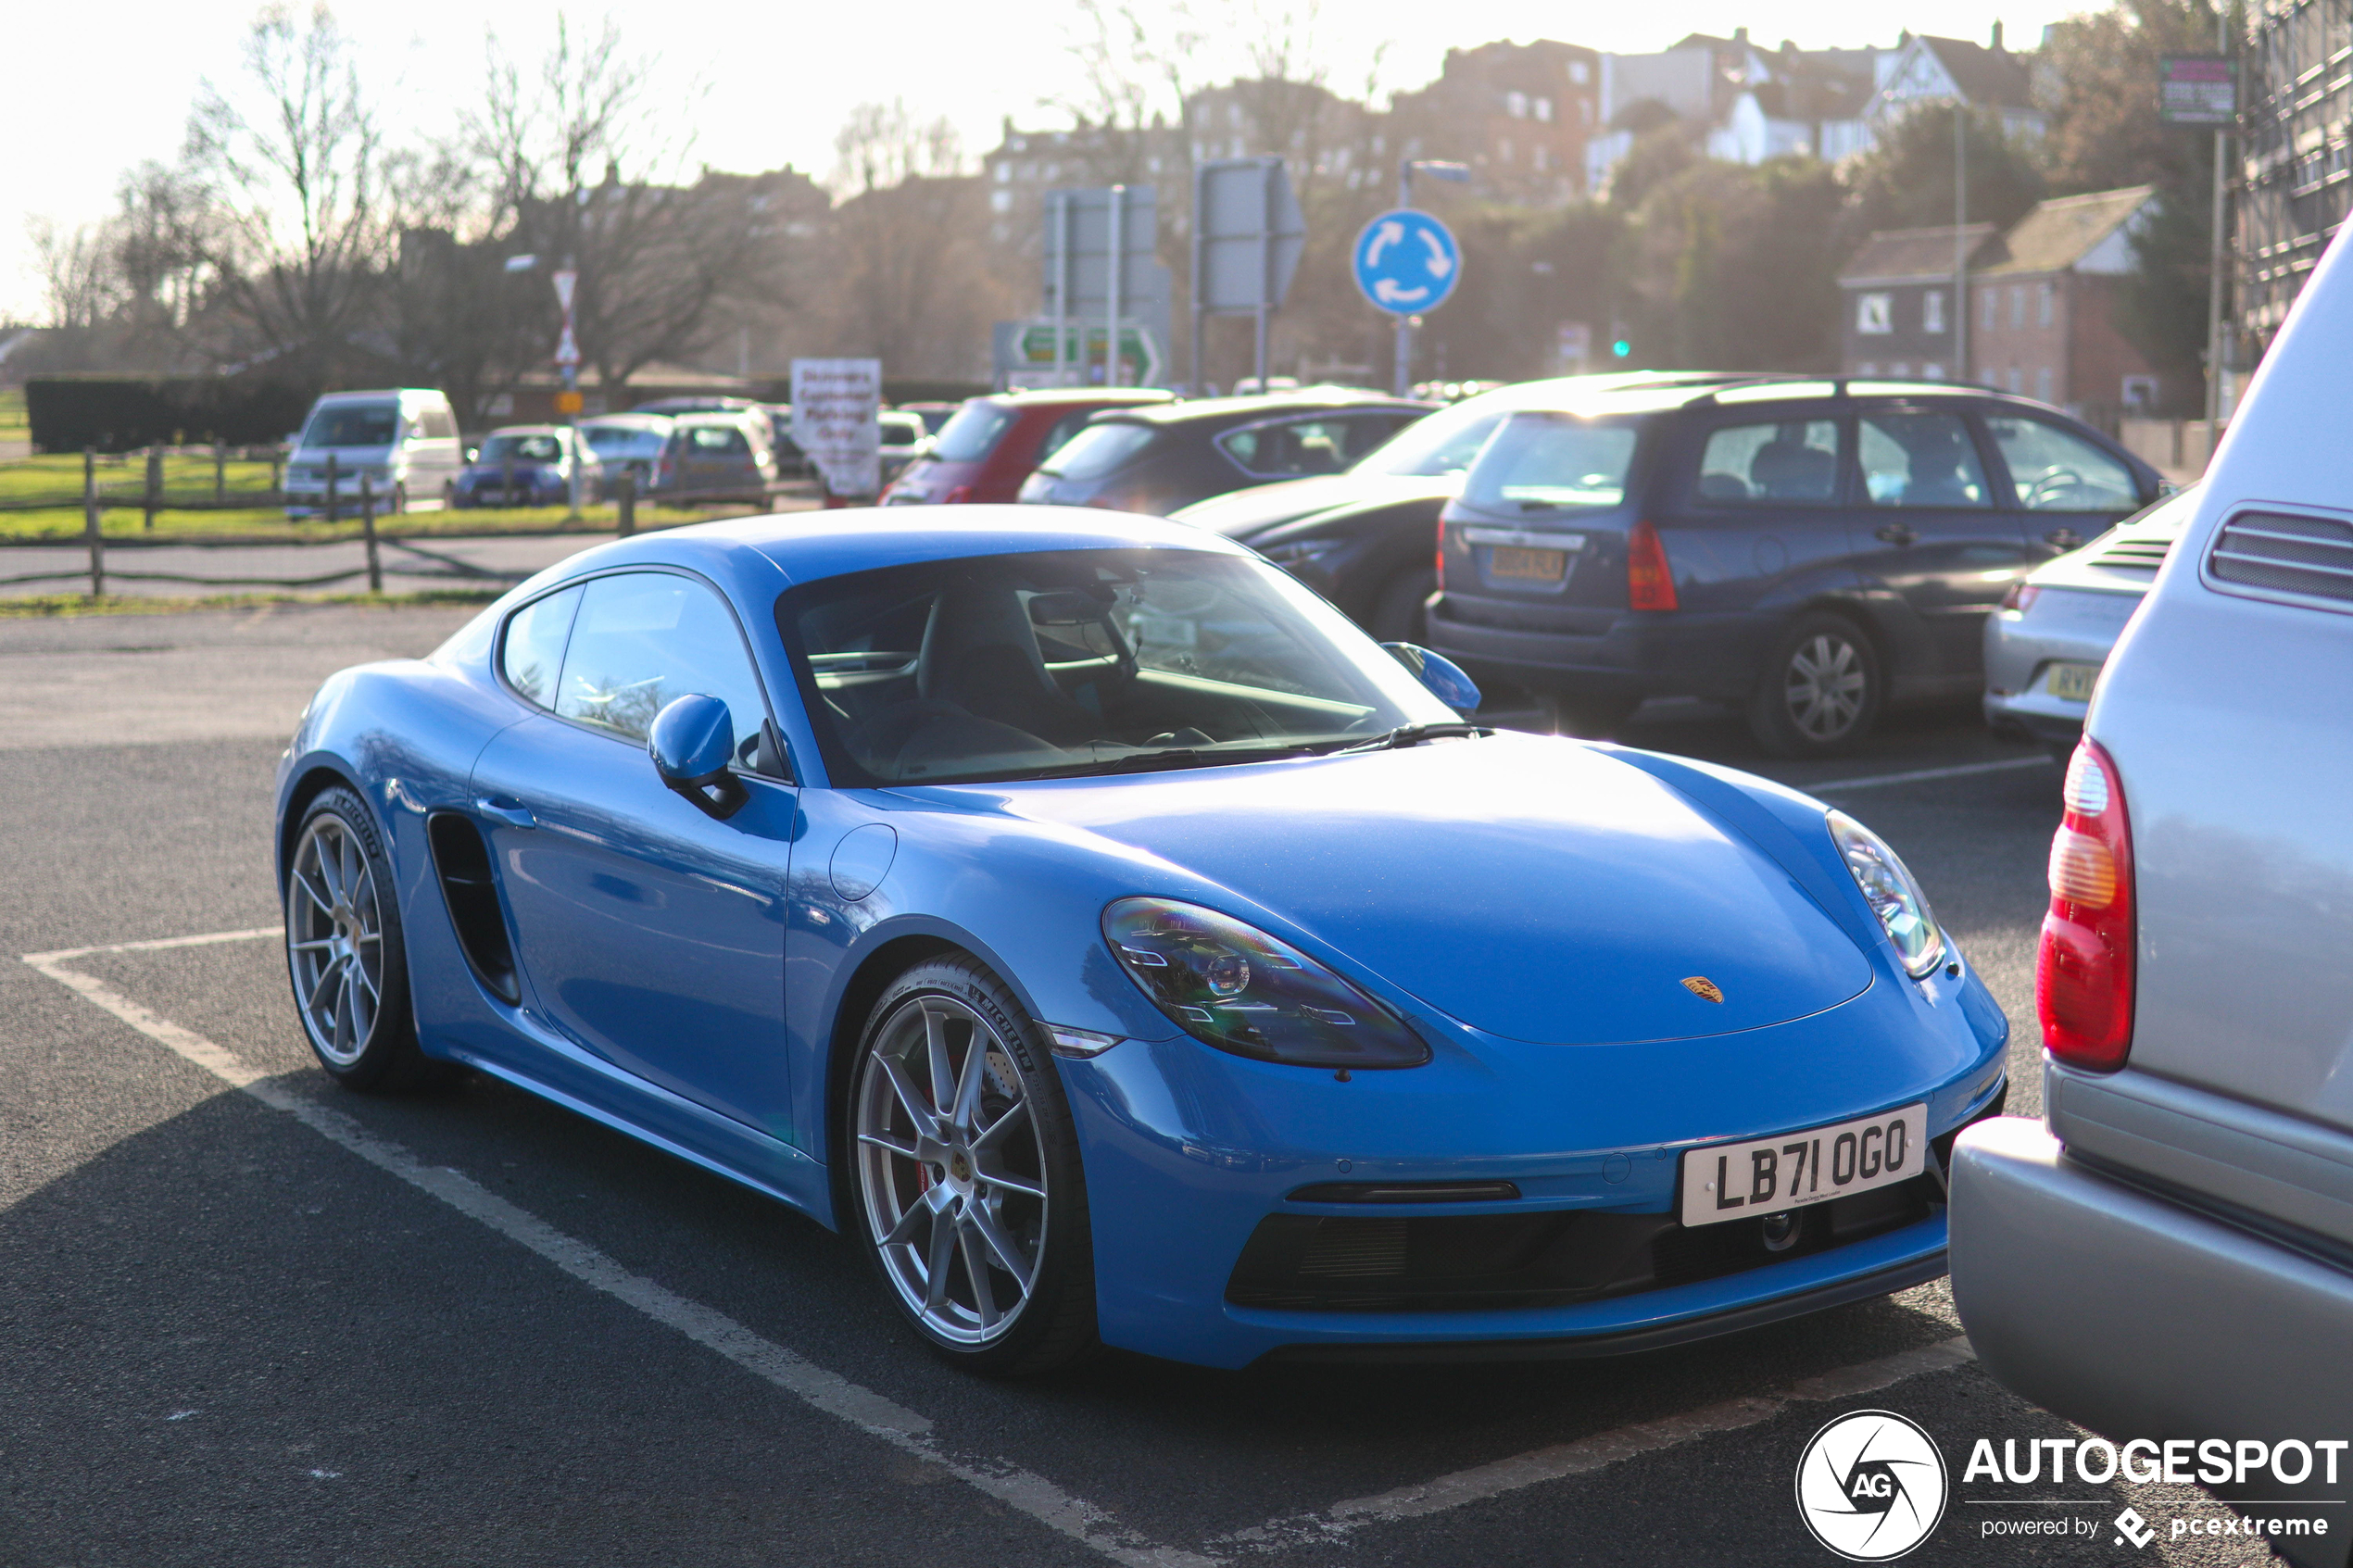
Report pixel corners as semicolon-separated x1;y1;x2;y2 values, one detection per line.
2;0;2086;322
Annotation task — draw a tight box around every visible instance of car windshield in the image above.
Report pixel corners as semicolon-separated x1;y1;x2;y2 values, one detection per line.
1036;421;1156;480
929;401;1017;463
1356;401;1510;477
301;404;399;448
1460;412;1643;512
583;424;666;458
780;547;1456;786
480;433;564;463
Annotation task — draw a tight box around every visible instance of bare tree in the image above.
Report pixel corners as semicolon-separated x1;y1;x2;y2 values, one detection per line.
182;3;389;377
466;19;774;398
27;219;113;331
814;102;1008;377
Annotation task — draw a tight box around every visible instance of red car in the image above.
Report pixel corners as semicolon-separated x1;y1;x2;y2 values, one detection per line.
881;388;1174;506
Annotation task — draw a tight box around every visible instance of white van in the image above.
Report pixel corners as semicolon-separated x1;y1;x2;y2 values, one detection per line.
284;389;463;517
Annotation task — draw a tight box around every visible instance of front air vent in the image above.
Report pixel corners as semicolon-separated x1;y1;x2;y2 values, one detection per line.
2094;535;2172;572
2208;510;2353;608
426;812;521;1004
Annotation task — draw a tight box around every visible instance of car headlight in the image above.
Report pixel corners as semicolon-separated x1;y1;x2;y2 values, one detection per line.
1826;810;1945;977
1103;897;1429;1068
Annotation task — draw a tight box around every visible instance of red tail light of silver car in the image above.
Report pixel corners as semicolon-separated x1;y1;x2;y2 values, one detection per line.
2036;737;2134;1070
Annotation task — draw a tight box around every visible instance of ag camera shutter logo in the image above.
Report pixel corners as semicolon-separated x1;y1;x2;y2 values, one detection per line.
1795;1410;1948;1560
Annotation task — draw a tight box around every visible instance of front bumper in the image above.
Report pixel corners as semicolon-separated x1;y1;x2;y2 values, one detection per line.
1062;955;2010;1369
1951;1115;2353;1565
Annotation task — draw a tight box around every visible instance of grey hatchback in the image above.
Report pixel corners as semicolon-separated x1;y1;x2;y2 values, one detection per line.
1423;378;2162;753
1950;234;2353;1563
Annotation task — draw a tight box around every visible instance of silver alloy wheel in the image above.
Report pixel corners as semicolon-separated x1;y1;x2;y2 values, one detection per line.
1782;632;1869;741
855;996;1049;1347
286;813;386;1068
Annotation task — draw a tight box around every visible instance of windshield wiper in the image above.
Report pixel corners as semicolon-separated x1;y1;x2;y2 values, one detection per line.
1003;744;1320;780
1330;721;1493;755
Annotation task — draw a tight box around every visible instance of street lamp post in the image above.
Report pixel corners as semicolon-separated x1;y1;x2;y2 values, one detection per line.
1394;159;1470;396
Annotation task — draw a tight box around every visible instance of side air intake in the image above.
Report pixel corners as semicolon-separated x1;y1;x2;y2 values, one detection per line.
426;811;520;1004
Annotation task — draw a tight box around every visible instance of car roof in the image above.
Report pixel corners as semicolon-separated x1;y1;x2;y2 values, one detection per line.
315;388;436;403
1102;391;1435;428
553;505;1251;594
582;411;672;427
1493;374;2121;420
999;388;1177;409
484;424;566;437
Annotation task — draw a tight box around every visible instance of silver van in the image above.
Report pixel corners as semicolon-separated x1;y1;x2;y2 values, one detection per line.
284;388;463;517
1950;231;2353;1562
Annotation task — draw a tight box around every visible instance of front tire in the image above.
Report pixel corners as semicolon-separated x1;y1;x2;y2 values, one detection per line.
284;786;450;1091
849;956;1098;1375
1747;611;1883;757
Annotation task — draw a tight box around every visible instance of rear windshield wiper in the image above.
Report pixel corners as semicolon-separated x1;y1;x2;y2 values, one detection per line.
1329;722;1493;755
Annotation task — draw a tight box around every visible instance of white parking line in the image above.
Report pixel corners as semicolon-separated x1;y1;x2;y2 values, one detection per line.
27;926;1987;1566
1806;756;2055;794
22;931;1211;1568
1218;1336;1978;1554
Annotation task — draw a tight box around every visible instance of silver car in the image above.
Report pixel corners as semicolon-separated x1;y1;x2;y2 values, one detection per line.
1950;240;2353;1562
1982;488;2192;757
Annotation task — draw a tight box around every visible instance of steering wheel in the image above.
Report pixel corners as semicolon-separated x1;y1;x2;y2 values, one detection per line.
2027;467;2087;509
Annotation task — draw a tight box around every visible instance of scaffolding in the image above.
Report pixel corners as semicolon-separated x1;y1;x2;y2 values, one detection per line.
2236;0;2353;349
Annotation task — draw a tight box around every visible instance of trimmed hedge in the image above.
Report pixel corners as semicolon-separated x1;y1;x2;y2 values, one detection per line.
25;375;322;453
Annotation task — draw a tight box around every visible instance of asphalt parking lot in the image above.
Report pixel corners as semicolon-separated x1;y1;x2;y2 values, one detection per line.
0;603;2295;1566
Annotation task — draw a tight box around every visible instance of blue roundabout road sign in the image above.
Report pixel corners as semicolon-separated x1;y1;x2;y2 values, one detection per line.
1353;208;1462;316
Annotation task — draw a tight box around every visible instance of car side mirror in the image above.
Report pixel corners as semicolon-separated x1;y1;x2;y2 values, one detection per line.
1381;643;1482;714
648;694;749;819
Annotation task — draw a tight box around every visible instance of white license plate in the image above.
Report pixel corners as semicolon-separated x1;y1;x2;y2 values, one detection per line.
2045;661;2100;702
1679;1104;1928;1228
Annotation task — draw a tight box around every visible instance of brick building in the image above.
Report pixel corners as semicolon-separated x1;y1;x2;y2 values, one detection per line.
1838;223;1999;381
1969;187;2187;421
1839;187;2190;424
1388;39;1600;203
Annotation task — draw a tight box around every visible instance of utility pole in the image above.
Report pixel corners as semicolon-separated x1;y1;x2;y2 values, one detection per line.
1954;101;1969;382
2204;8;2233;439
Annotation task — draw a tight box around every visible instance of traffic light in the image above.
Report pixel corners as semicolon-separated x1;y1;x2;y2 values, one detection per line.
1611;338;1632;358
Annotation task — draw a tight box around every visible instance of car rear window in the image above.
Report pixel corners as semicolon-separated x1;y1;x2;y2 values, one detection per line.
930;401;1017;463
1460;413;1642;513
481;433;564;463
1038;421;1157;481
684;425;750;454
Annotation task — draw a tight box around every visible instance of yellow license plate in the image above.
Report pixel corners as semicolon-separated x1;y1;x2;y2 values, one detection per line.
1490;546;1568;583
2045;662;2100;701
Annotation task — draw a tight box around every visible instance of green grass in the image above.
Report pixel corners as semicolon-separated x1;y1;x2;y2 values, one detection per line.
0;587;507;618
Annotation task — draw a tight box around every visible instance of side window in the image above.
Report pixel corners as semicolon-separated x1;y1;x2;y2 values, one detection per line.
1337;412;1419;461
1857;410;1992;508
1984;414;2141;512
554;573;771;755
501;585;582;709
1692;420;1839;504
422;407;459;440
1034;410;1095;463
1219;418;1353;477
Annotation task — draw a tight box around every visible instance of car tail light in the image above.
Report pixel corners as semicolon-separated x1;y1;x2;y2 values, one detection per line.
2001;580;2042;612
1627;521;1678;611
943;484;974;505
2036;738;2134;1071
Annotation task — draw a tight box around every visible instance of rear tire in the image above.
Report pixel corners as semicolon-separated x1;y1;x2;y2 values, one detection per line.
849;956;1099;1376
1747;612;1883;757
284;786;455;1093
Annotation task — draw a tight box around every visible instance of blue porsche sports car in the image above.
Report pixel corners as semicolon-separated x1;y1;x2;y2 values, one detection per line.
274;507;2008;1373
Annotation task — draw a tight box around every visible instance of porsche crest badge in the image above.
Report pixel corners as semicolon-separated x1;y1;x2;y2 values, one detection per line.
1681;976;1725;1004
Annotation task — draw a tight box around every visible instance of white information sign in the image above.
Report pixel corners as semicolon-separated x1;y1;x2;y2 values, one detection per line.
790;358;883;499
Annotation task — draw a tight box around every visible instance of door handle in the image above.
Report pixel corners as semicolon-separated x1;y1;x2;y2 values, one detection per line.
2044;527;2083;549
475;796;536;831
1874;522;1919;546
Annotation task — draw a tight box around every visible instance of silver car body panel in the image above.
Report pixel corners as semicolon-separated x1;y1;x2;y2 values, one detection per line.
1952;227;2353;1559
1982;491;2192;743
1951;1117;2353;1567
